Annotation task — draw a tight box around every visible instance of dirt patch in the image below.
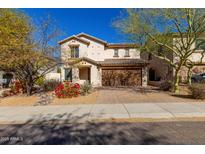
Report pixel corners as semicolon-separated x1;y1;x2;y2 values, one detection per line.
0;91;98;106
0;86;204;106
0;95;38;106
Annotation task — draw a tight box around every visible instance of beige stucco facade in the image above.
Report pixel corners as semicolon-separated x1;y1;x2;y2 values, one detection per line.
59;33;148;87
61;60;102;87
61;37;141;62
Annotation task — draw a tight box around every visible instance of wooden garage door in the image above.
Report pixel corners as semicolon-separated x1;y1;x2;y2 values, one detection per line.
102;68;142;87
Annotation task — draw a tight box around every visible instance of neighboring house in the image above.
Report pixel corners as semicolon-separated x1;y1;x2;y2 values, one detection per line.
141;36;205;84
0;71;13;88
59;32;148;87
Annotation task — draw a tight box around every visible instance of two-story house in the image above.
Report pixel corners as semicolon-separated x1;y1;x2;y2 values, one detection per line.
2;33;204;89
59;33;148;87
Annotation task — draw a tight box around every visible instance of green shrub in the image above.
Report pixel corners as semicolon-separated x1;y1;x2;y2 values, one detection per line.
43;80;61;92
189;83;205;99
57;68;61;73
35;76;45;86
159;81;172;91
80;81;93;95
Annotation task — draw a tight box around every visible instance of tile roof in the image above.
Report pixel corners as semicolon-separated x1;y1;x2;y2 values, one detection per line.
106;43;139;48
58;33;139;48
98;59;149;66
64;57;148;67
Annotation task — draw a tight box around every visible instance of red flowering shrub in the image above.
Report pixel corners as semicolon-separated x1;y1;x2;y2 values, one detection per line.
55;81;80;98
10;80;24;94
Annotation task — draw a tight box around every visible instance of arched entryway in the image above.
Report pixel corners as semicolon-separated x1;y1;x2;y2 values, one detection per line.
149;68;156;81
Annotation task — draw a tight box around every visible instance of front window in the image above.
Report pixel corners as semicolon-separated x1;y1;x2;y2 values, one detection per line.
196;39;205;50
124;49;130;57
113;49;119;57
65;68;72;81
70;46;79;58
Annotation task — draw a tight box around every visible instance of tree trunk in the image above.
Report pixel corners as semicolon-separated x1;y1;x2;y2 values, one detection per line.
26;82;32;95
187;67;193;86
187;66;193;85
26;77;33;96
173;68;180;94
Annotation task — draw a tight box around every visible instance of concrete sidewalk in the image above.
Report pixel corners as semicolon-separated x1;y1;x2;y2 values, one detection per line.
1;102;205;123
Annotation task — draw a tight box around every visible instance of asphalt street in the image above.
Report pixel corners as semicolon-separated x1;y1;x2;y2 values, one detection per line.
1;121;205;144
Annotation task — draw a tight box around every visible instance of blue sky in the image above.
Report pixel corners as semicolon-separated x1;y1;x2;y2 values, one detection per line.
21;8;128;43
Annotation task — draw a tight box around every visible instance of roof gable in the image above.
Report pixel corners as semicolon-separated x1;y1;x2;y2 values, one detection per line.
58;35;90;45
65;57;98;66
76;32;107;45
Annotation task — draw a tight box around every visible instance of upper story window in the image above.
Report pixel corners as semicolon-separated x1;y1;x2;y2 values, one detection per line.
113;49;119;57
196;38;205;50
124;49;130;57
70;46;79;58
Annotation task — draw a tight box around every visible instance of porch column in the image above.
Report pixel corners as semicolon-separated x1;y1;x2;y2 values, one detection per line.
61;67;65;82
0;71;3;80
72;67;80;83
0;71;3;88
142;67;148;87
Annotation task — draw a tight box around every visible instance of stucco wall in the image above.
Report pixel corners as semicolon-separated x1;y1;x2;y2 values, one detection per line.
173;38;205;63
61;61;102;87
60;35;143;87
45;73;61;81
141;53;173;81
60;37;141;62
61;39;89;61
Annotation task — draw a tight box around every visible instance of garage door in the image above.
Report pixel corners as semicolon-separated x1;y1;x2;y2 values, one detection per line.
102;68;142;87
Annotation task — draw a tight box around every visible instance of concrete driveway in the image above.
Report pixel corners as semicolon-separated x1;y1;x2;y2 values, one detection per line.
96;87;202;103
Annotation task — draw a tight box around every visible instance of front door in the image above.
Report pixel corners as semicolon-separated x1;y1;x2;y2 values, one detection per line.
79;67;91;83
64;68;72;81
